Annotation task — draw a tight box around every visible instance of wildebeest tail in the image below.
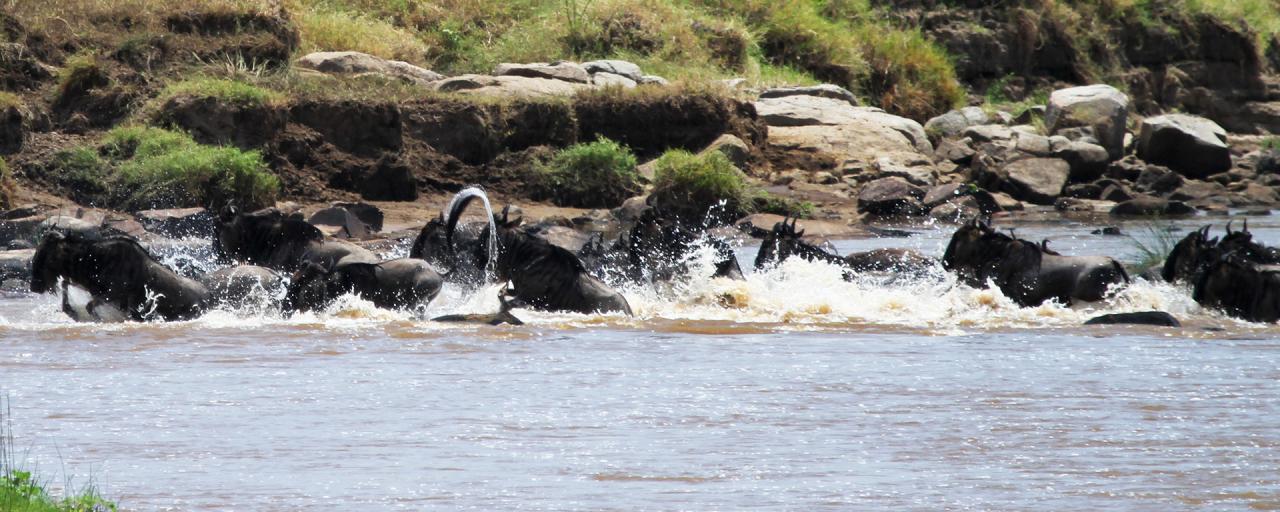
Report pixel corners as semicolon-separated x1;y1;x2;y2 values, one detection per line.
1112;259;1130;284
443;186;489;247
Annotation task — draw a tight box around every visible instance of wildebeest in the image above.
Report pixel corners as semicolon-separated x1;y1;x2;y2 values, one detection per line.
1163;220;1280;283
215;206;377;271
619;207;744;283
754;217;934;278
197;264;286;310
942;219;1129;306
409;215;492;284
31;231;210;321
1193;253;1280;323
444;187;632;315
283;258;444;314
431;288;525;326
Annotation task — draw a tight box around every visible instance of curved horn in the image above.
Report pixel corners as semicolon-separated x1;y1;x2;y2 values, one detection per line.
1227;219;1234;235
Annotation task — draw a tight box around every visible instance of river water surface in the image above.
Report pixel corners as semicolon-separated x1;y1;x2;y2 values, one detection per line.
2;215;1280;510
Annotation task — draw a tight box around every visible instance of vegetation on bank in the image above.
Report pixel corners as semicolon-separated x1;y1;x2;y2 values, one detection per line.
46;127;280;212
0;158;15;211
538;137;642;209
647;148;811;223
2;398;118;512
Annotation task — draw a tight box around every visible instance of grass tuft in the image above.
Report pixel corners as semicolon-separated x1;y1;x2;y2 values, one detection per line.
538;136;641;208
102;126;279;211
649;149;752;225
0;158;15;210
1127;221;1181;271
158;77;284;106
296;6;432;64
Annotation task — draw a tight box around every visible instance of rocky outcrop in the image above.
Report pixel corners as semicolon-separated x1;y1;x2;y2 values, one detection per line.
1001;158;1071;205
924;106;989;141
432;74;591;98
1045;85;1129;160
296;51;444;85
857;176;925;216
758;84;859;106
494;61;591;83
1136;113;1231;179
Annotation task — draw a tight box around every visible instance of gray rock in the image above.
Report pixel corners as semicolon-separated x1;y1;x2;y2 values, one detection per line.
432;74;590;97
308;207;370;239
332;202;384;232
591;71;637;88
875;157;935;186
1053;140;1110;181
754;97;931;153
638;75;669;86
0;249;34;282
296;51;443;84
924;106;989;141
1045;84;1130;160
1014;132;1052;156
964;124;1015;143
934;139;975;165
929;199;981;223
1003;158;1071;205
135;207;214;238
1136;113;1232;179
1055;197;1117;213
701;134;751;169
759;84;859;106
923;182;966;208
582;59;643;81
1084;311;1180;327
493;61;591;83
1110;196;1196;216
1135;166;1185;195
857;177;926;216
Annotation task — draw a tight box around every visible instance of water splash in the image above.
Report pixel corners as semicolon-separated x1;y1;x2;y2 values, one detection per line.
444;186;499;282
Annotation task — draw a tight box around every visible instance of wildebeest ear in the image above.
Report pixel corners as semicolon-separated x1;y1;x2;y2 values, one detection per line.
1243;218;1249;233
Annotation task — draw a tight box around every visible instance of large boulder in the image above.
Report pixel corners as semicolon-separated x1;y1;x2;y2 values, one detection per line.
1136;113;1232;179
857;177;925;216
295;51;443;84
758;84;859;106
1052;139;1110;181
1002;158;1071;205
753;96;931;153
493;62;590;83
1045;84;1129;160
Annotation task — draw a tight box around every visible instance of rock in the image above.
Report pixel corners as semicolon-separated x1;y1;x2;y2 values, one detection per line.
332;202;384;232
1135;166;1184;195
1240;182;1280;205
308;206;370;239
963;124;1015;143
754;97;931;153
1136;113;1232;179
1110;196;1196;216
759;84;859;106
135;208;214;238
1257;150;1280;174
361;155;418;201
767;123;935;186
923;183;966;208
1003;158;1071;205
1084;311;1180;327
929;198;981;223
857;177;926;216
813;171;839;185
581;59;643;81
924;106;989;140
1014;105;1046;125
700;134;751;169
0;249;33;282
638;75;669;86
875;157;935;186
1169;179;1225;202
296;51;443;84
1014;132;1052;156
1053;140;1110;181
1106;155;1146;181
1100;183;1135;202
493;61;591;83
591;72;637;88
1091;226;1123;236
1062;183;1102;199
1045;84;1129;160
431;74;590;97
934;139;975;165
990;191;1023;211
1055;197;1117;213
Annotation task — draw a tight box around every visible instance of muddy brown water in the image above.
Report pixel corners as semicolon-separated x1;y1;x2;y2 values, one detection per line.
2;214;1280;510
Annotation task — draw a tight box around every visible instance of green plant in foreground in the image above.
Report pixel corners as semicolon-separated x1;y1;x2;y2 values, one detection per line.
539;137;640;208
1127;221;1181;271
2;397;117;512
649;149;753;225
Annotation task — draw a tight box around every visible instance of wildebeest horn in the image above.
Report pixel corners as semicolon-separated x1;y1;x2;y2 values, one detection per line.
1200;225;1211;237
1243;218;1249;233
1227;219;1234;234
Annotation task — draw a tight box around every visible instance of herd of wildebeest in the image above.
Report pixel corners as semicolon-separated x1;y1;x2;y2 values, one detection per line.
24;187;1280;326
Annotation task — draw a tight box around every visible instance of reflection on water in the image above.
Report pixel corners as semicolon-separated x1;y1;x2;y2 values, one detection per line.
1;216;1279;510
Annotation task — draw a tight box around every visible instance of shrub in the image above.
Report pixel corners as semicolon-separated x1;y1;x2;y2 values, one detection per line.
649;149;752;225
0;157;14;210
755;193;814;218
852;24;964;120
158;78;284;106
50;147;111;205
101;127;279;211
53;53;108;103
539;137;640;208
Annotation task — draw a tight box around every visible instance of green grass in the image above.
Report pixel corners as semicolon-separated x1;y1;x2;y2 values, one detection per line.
538;136;640;208
158;77;284;106
0;92;21;110
296;5;432;63
104;127;280;211
53;53;107;102
1262;136;1280;151
2;397;117;512
1127;221;1181;271
649;149;753;225
0;157;14;210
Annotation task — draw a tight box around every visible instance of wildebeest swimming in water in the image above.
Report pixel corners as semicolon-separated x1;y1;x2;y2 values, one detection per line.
1163;220;1280;284
753;217;935;279
1193;252;1280;323
942;218;1129;307
431;287;525;326
31;231;210;321
444;187;633;315
197;264;286;311
410;212;494;285
215;206;377;272
606;206;744;284
283;258;444;314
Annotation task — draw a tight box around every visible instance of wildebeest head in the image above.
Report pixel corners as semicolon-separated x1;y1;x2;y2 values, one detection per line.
215;205;323;269
1193;251;1258;319
754;217;804;269
1219;219;1280;265
30;231;79;294
283;262;344;313
942;218;1034;286
1162;225;1217;283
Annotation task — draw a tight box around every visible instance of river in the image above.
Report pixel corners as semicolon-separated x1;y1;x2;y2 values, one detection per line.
2;215;1279;510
